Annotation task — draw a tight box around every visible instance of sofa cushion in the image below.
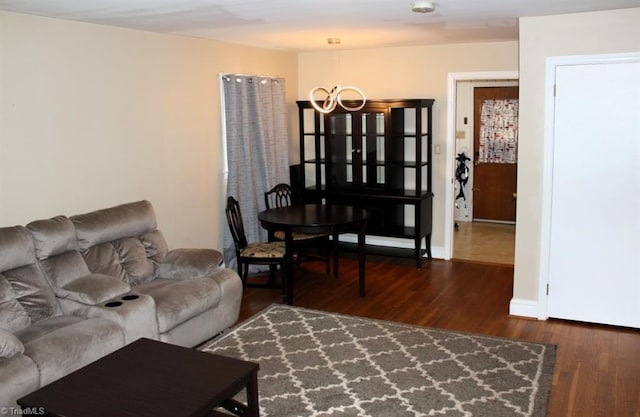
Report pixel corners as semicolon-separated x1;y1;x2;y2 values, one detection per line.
59;274;131;305
72;201;169;285
39;251;92;289
71;200;158;250
0;226;35;271
27;216;79;259
158;248;224;280
2;265;61;325
16;316;125;386
0;226;61;324
0;274;31;332
134;277;222;333
140;229;169;262
0;327;24;358
28;216;94;292
82;237;158;285
0;353;40;407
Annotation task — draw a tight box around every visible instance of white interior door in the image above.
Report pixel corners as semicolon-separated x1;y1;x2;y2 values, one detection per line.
547;58;640;328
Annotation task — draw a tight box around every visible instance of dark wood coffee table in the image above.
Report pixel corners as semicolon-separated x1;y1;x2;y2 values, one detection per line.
17;338;259;417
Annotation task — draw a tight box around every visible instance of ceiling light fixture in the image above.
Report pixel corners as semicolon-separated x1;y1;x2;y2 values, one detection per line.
412;1;435;13
309;38;366;114
309;85;367;114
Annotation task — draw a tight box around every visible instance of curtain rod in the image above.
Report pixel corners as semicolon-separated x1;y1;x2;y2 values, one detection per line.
220;72;282;80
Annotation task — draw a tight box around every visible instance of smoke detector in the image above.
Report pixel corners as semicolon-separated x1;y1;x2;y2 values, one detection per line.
412;1;435;13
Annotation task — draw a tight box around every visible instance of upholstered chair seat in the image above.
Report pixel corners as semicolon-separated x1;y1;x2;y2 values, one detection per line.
240;241;286;258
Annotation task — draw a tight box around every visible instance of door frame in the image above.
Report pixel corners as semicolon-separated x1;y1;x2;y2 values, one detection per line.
537;52;640;319
444;71;519;260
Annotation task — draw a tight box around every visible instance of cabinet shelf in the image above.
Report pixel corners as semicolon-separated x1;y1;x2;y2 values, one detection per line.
296;99;434;268
373;225;419;240
389;161;429;167
323;161;429;169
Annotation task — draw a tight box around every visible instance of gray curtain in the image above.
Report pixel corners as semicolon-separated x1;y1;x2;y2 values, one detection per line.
221;74;290;268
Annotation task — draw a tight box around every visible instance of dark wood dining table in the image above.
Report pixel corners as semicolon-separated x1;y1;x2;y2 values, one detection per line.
258;204;368;305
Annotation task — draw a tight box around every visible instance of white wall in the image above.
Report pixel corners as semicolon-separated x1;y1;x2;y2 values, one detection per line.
512;7;640;315
454;81;473;223
0;11;297;251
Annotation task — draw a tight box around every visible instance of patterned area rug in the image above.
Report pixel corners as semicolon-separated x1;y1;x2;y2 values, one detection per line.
201;304;555;417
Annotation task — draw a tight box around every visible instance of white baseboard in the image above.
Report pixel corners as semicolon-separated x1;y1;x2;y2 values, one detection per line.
337;234;445;260
509;298;539;319
429;246;446;260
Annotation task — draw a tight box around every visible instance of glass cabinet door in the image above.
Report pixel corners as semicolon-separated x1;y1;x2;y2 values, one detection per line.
301;108;325;191
328;112;354;190
328;111;387;191
361;112;386;190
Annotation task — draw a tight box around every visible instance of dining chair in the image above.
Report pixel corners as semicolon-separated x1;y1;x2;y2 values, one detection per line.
225;196;286;293
264;183;331;274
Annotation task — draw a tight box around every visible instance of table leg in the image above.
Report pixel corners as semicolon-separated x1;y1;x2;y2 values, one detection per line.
284;233;294;305
218;369;260;417
332;230;340;278
246;369;260;417
425;233;432;259
357;220;366;297
415;236;423;269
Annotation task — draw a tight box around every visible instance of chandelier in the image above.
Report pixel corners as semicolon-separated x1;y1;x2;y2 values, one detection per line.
309;85;366;114
309;38;366;114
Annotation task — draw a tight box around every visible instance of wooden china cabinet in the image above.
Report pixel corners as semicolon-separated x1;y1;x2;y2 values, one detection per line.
296;98;434;268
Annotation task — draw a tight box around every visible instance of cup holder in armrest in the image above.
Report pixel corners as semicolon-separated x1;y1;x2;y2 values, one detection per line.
105;301;123;308
122;294;139;301
104;294;140;308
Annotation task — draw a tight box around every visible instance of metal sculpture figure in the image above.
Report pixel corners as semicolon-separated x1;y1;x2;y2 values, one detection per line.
454;152;470;230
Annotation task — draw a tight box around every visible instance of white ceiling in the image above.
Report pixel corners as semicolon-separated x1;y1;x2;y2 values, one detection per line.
1;0;639;51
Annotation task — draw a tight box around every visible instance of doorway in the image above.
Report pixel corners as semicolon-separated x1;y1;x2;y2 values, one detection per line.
473;86;518;223
450;78;518;264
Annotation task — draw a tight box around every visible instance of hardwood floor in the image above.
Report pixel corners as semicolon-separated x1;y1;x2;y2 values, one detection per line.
453;221;515;265
238;256;640;417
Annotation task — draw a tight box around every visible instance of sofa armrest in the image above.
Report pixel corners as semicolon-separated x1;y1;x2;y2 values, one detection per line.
57;273;131;305
157;248;224;280
0;328;24;358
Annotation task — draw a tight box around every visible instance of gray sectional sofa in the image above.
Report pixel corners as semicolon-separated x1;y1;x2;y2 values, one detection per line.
0;200;243;407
